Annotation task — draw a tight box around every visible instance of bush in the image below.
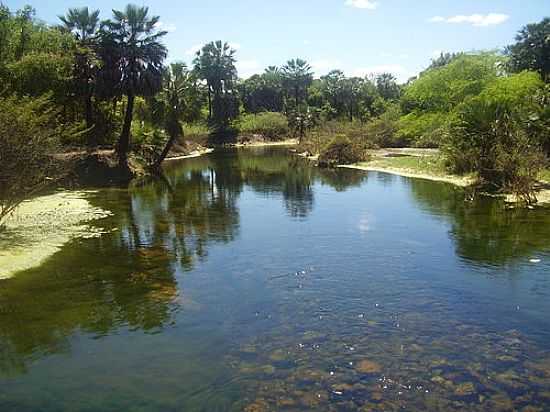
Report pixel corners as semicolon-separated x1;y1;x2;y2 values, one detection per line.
365;104;403;147
444;71;546;200
236;112;289;140
0;95;66;227
318;135;369;167
397;111;451;148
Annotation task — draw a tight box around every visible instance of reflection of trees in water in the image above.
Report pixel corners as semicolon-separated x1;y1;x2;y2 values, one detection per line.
407;178;550;266
0;147;368;376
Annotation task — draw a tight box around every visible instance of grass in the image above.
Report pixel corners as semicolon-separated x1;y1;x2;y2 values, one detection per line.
350;151;476;187
358;153;448;175
539;168;550;183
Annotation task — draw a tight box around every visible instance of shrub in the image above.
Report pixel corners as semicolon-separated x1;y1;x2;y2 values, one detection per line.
397;111;451;148
318;135;369;167
237;112;289;140
0;95;67;227
444;71;546;200
366;104;403;147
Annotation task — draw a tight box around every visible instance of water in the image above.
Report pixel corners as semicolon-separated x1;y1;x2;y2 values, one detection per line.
1;147;550;411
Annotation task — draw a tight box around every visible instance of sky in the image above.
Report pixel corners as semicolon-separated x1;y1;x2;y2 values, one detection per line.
5;0;549;82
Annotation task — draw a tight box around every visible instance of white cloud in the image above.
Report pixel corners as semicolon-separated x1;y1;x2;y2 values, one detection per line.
345;0;378;10
350;64;411;83
154;21;177;33
236;60;262;79
429;13;509;27
311;59;342;76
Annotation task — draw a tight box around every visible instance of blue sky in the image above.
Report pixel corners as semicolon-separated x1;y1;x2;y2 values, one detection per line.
6;0;549;82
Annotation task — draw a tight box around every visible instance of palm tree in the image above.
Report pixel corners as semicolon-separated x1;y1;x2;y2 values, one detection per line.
281;58;313;108
59;7;100;145
193;41;237;123
59;7;99;42
100;4;167;168
150;63;188;171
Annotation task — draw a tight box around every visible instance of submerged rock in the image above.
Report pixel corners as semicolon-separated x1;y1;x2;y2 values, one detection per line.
355;359;382;374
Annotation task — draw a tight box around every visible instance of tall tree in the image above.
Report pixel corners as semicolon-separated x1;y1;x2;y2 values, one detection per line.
150;63;188;171
59;7;100;145
99;4;167;168
376;72;401;101
507;18;550;82
281;58;313;109
193;40;238;129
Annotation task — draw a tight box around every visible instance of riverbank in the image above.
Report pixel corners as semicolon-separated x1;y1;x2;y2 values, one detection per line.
342;149;474;187
340;149;550;205
0;191;112;279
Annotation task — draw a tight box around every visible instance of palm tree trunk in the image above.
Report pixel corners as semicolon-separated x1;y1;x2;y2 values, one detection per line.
151;131;179;172
85;93;95;147
117;92;135;168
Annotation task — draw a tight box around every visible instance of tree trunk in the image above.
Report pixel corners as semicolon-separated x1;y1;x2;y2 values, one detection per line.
207;86;212;119
117;92;135;168
151;131;180;172
85;93;96;147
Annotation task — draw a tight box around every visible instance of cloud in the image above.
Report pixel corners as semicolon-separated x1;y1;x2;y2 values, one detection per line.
345;0;378;10
154;21;176;33
350;64;411;83
236;60;262;79
429;13;509;27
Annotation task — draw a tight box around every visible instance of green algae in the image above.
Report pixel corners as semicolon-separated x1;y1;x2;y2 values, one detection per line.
0;191;112;279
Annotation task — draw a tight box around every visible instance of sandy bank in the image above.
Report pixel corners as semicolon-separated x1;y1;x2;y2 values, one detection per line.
339;164;475;187
0;191;113;279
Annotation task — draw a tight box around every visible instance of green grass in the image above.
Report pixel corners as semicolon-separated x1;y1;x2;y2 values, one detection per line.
359;154;449;176
539;169;550;183
236;112;289;140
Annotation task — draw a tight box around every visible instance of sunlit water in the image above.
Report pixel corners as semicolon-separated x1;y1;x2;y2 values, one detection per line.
1;147;550;411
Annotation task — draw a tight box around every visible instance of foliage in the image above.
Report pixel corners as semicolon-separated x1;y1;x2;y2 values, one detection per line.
397;111;451;148
444;71;546;200
236;112;289;140
506;18;550;82
98;4;167;166
365;103;403;147
194;40;239;133
0;95;65;227
318;135;369;167
282;58;313;109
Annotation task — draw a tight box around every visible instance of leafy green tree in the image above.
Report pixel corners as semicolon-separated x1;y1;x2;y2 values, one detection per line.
375;72;400;101
281;58;313;109
239;68;284;113
193;41;239;130
445;71;546;199
507;18;550;82
59;7;100;145
150;63;189;171
99;4;167;167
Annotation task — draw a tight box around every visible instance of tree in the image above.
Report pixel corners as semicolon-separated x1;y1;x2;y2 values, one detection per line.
99;4;167;168
239;69;284;113
150;63;188;171
0;95;65;228
507;18;550;82
193;41;239;130
444;71;546;200
281;58;313;109
59;7;100;145
375;72;400;101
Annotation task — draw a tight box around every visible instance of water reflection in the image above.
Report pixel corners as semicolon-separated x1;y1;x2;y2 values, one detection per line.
1;148;550;411
406;178;550;266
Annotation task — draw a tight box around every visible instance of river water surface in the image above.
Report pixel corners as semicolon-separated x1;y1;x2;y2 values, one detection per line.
1;147;550;411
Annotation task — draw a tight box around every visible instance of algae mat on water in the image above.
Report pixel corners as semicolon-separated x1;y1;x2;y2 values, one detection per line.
0;191;112;279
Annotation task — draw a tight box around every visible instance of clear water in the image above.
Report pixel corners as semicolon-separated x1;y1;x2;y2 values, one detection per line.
1;147;550;411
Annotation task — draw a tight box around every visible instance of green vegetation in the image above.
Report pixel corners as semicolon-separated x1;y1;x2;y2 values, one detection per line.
0;1;549;222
